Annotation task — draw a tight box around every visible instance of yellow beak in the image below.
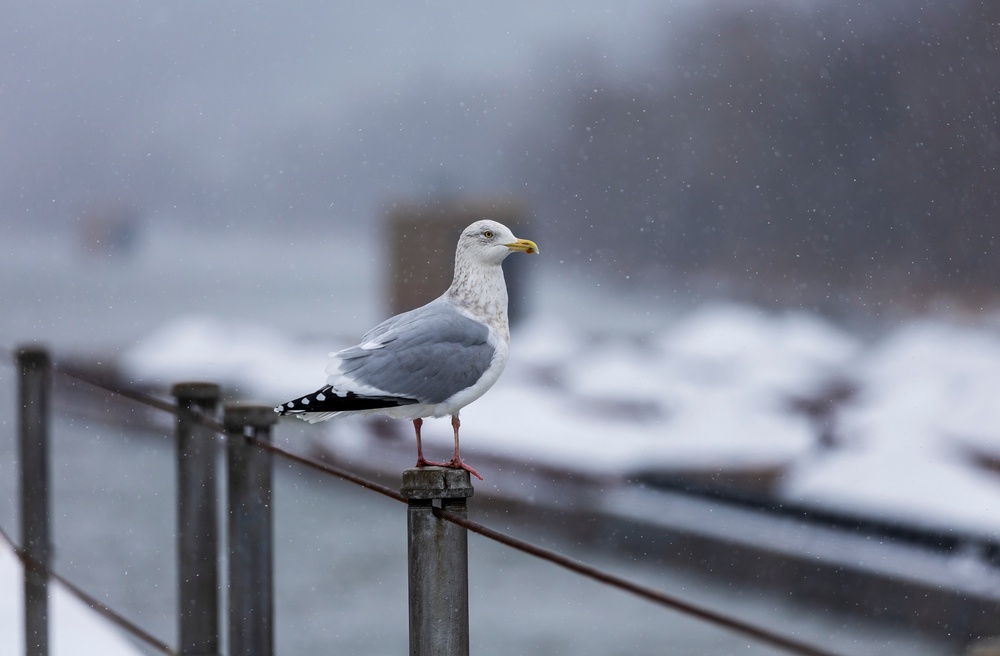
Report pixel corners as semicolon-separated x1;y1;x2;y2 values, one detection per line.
505;238;539;255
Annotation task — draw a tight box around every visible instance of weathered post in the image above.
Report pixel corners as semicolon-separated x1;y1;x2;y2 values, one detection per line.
18;346;52;656
401;467;474;656
173;382;222;656
224;403;277;656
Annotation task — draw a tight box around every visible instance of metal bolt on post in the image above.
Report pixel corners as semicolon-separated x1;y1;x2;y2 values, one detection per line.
18;347;52;656
173;382;221;656
401;466;474;656
224;403;277;656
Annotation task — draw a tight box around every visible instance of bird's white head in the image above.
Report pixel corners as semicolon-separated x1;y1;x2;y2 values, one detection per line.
457;220;539;266
447;219;539;325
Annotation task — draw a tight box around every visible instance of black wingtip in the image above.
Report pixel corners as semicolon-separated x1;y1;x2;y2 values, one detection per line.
275;386;419;415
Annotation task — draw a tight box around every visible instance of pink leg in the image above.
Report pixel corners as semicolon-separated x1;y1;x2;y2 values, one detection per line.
413;418;448;468
444;415;482;480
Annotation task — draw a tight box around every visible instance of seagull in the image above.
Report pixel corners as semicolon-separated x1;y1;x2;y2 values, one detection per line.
275;220;538;480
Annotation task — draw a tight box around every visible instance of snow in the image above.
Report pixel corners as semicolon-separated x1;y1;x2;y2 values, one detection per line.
0;541;143;656
782;320;1000;535
119;303;1000;538
119;316;334;401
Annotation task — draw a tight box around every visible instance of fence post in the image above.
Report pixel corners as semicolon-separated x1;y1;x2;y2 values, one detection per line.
173;382;222;656
18;347;52;656
224;403;276;656
400;467;474;656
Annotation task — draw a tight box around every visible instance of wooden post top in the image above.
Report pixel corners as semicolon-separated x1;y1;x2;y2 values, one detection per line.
400;467;474;501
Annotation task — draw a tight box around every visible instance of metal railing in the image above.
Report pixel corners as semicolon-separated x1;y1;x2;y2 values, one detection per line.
4;344;844;656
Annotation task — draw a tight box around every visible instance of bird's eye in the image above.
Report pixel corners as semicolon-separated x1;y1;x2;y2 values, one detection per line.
483;230;494;239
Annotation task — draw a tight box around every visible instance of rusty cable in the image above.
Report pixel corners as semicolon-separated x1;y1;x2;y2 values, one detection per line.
0;523;175;655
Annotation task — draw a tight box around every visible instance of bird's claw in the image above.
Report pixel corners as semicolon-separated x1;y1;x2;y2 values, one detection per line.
447;457;483;481
416;456;450;469
415;456;483;481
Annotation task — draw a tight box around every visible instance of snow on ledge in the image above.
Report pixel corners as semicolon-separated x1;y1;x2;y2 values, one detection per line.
0;541;144;656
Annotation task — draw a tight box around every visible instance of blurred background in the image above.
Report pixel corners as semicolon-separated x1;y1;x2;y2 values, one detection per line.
3;0;997;316
2;1;999;654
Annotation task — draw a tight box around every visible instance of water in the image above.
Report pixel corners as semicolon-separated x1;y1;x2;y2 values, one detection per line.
0;225;956;655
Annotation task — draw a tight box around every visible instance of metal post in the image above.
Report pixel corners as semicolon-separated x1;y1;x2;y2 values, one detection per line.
401;467;474;656
18;347;51;656
224;403;276;656
173;382;222;656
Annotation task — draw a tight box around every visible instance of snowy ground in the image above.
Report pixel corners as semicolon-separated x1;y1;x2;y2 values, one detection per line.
121;301;1000;539
0;541;142;656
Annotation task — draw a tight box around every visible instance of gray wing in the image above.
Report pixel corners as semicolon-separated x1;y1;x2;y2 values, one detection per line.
329;301;495;404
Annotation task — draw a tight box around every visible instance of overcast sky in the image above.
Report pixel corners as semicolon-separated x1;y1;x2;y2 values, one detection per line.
1;2;673;232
